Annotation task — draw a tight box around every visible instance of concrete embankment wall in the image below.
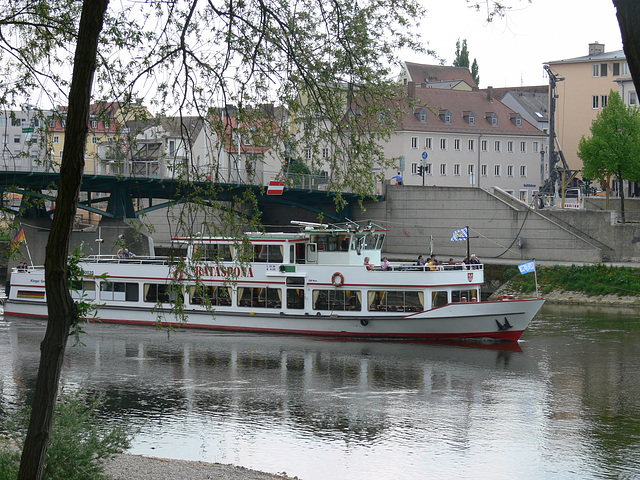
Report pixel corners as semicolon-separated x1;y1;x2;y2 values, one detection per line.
355;186;640;263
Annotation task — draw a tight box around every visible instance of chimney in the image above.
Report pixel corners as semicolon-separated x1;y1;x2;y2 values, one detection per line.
408;81;416;99
589;42;605;55
487;86;494;103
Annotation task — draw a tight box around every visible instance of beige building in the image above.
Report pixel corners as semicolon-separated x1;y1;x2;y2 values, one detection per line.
545;42;631;173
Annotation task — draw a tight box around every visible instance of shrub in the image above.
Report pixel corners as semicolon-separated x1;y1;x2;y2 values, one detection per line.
0;386;133;480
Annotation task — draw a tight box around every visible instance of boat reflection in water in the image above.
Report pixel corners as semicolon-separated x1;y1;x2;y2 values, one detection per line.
2;317;538;479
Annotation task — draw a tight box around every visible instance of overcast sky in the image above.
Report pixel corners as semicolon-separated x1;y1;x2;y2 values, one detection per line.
404;0;624;88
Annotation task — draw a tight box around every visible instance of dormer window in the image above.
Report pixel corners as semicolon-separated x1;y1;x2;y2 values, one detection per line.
439;109;452;124
414;107;428;123
485;112;498;127
509;113;522;127
463;111;476;126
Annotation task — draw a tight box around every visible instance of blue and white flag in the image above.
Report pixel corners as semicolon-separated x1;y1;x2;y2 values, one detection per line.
450;227;468;242
518;260;536;275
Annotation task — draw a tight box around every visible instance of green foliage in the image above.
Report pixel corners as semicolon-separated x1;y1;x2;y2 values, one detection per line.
578;90;640;185
507;264;640;297
0;387;133;480
453;39;479;85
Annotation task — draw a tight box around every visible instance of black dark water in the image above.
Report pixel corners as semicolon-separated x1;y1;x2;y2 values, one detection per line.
1;303;639;479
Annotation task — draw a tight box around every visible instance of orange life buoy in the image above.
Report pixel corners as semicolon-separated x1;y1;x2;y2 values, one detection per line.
332;272;344;287
173;268;185;281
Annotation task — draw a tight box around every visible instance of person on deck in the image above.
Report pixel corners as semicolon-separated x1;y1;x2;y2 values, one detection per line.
364;257;374;270
381;257;391;270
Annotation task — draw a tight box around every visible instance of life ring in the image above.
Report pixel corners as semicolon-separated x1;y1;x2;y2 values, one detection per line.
331;272;344;287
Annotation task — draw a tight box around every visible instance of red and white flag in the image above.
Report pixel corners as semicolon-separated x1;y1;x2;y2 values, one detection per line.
267;180;285;195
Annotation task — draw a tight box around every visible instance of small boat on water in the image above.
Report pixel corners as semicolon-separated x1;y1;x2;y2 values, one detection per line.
4;221;544;341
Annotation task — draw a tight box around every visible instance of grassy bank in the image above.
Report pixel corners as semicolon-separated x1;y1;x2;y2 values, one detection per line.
497;264;640;300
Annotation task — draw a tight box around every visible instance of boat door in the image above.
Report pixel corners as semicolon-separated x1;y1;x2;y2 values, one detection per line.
306;243;318;263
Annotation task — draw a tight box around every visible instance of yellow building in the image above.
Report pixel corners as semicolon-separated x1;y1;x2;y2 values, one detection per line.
545;42;631;173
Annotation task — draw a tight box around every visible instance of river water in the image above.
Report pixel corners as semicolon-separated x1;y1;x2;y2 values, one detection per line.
1;304;639;480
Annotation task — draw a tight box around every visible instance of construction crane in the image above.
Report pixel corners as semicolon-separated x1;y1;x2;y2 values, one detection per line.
539;65;581;196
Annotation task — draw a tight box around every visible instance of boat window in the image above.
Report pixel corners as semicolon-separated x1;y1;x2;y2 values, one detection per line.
452;289;477;302
70;280;96;300
193;244;232;262
367;290;423;312
143;283;183;303
101;281;139;302
375;233;386;249
432;291;448;307
312;289;361;311
286;288;305;309
237;286;282;308
286;277;305;286
252;244;284;263
189;285;231;306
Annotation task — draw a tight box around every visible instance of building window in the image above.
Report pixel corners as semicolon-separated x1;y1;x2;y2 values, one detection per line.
468;164;474;176
600;63;608;77
13;135;20;144
440;138;447;150
592;95;599;109
305;148;312;159
481;140;488;152
59;150;63;158
322;147;329;158
11;118;22;127
630;91;637;106
91;136;98;144
507;141;513;153
593;64;599;77
520;141;526;153
445;113;451;124
492;116;498;127
623;62;629;75
411;163;418;174
425;163;432;175
533;141;539;153
601;95;608;108
613;62;620;76
507;165;514;177
494;164;501;177
411;137;418;149
425;137;432;149
520;165;527;177
481;164;487;177
169;140;175;156
468;139;475;151
454;164;460;176
454;139;460;151
104;120;110;130
494;140;501;152
440;164;446;175
469;115;475;125
91;120;98;129
53;136;60;144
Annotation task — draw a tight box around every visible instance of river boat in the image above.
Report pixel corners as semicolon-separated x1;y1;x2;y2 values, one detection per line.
4;221;544;341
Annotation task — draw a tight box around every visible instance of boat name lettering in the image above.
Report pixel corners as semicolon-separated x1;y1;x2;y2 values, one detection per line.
29;279;44;284
193;265;254;278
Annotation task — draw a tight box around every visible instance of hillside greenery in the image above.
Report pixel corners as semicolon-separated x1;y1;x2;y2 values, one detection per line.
503;264;640;297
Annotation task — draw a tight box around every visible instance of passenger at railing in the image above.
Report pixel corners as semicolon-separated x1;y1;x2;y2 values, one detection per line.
427;255;437;271
469;254;481;269
447;258;456;267
116;249;123;259
364;257;374;270
17;262;27;272
381;257;391;271
460;257;469;270
123;248;136;259
416;254;426;266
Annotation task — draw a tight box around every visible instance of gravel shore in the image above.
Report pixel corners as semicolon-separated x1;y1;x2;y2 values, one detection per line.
103;454;299;480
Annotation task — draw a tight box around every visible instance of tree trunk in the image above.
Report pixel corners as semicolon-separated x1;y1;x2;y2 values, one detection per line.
17;0;109;478
614;0;640;95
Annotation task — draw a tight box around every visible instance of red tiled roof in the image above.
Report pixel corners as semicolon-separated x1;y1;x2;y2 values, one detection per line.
404;62;478;90
400;86;542;136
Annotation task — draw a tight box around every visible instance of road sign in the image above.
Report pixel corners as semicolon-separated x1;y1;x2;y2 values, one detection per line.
22;127;34;133
421;151;428;160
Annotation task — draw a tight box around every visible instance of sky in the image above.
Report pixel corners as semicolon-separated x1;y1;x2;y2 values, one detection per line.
405;0;624;88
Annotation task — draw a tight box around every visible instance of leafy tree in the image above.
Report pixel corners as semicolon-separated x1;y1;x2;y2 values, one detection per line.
578;90;640;223
1;0;425;478
453;38;479;85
